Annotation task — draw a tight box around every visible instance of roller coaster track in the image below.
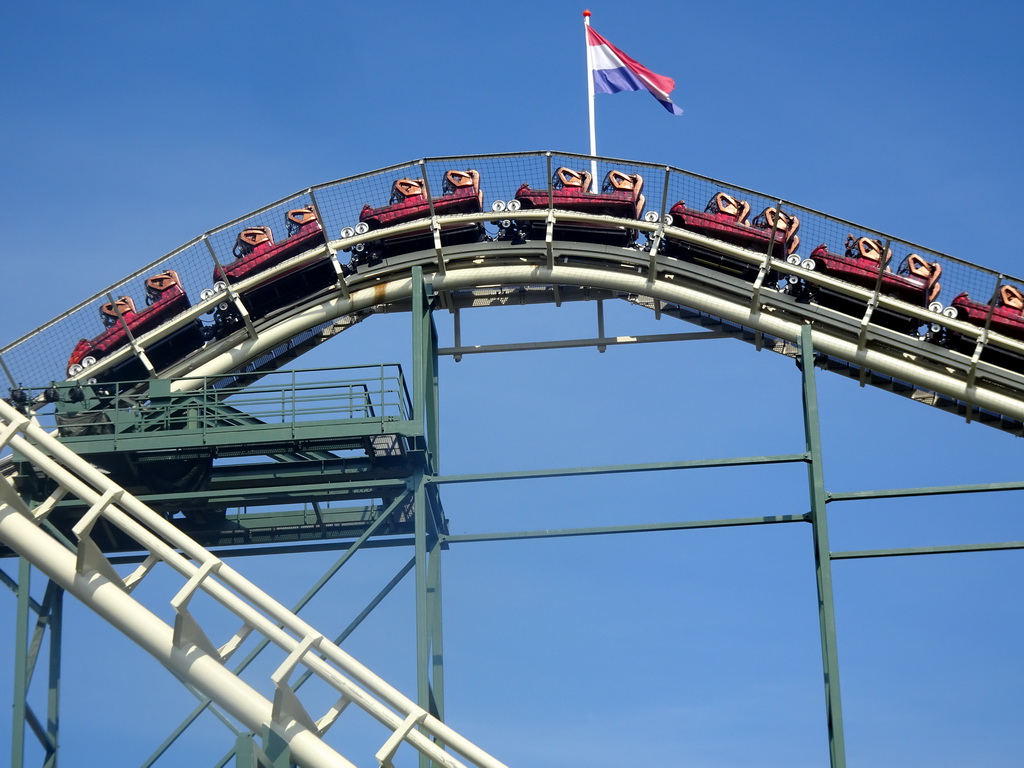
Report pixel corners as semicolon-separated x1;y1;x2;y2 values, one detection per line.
3;151;1024;766
4;152;1024;431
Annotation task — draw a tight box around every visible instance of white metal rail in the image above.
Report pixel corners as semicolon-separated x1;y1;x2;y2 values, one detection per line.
153;251;1024;424
0;398;509;768
28;209;1024;427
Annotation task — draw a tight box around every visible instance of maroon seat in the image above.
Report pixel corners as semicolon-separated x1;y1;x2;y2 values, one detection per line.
359;170;483;230
216;206;326;285
514;167;645;219
668;192;800;256
67;270;191;375
950;284;1024;341
805;236;942;306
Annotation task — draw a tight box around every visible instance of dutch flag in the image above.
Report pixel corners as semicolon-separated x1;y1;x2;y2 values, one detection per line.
586;26;683;116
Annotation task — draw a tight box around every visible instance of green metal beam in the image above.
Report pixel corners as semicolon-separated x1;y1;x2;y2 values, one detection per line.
59;416;417;454
426;287;441;469
427;533;445;722
431;454;808;486
412;266;428;442
444;513;807;544
800;325;847;768
108;535;419;565
437;329;729;357
828;480;1024;502
11;558;30;768
203;459;414;486
43;586;61;768
233;734;258;768
290;557;418;691
414;469;431;736
412;267;433;768
832;540;1024;559
0;567;43;614
6;563;63;768
412;265;446;768
77;477;410;508
4;556;63;768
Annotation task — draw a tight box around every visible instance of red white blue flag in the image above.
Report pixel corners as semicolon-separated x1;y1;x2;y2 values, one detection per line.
586;26;683;116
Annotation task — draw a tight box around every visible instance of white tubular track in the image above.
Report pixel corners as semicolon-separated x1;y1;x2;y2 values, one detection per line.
33;207;1020;425
170;263;1024;421
0;399;509;768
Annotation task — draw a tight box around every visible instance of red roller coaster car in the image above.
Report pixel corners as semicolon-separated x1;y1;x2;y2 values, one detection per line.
346;170;485;267
927;284;1024;368
660;192;800;282
67;270;195;378
208;206;336;331
947;284;1024;341
503;167;645;246
666;192;801;257
801;236;942;305
358;170;483;229
214;206;326;286
790;235;943;331
514;167;646;218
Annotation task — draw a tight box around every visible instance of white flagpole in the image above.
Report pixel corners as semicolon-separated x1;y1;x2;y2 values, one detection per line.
584;9;598;183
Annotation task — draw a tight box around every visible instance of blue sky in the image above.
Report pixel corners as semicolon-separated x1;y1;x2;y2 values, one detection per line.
1;2;1022;767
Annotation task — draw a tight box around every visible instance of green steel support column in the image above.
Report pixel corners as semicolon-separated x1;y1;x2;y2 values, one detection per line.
43;585;62;768
412;265;445;767
420;262;445;722
427;310;440;467
11;557;30;768
412;267;427;442
234;735;257;768
799;325;847;768
411;266;441;464
413;470;431;768
427;533;445;722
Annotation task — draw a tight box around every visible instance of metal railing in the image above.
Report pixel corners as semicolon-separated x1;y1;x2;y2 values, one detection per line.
0;366;413;460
